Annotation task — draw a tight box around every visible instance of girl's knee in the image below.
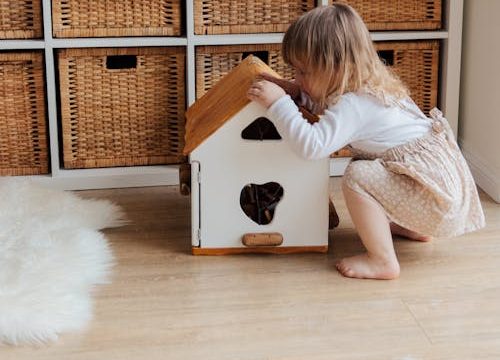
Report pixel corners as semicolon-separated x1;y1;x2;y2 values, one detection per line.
342;160;384;198
342;161;367;191
341;175;354;195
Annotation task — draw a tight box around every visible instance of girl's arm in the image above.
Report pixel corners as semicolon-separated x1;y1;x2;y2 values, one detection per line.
258;73;300;101
248;79;362;160
267;96;356;159
258;73;321;114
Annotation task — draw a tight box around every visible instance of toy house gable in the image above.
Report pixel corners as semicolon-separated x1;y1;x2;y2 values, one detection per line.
184;55;280;155
184;54;320;156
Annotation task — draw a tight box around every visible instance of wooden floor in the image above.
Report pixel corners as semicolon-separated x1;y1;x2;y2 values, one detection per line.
2;178;500;359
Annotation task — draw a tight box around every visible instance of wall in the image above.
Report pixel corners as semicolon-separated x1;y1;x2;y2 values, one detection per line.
459;0;500;202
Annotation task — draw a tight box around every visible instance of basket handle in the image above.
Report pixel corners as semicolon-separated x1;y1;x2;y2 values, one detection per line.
377;50;394;66
242;51;269;65
106;55;138;70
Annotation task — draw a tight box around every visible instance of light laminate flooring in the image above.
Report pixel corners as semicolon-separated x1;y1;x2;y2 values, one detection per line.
2;178;500;360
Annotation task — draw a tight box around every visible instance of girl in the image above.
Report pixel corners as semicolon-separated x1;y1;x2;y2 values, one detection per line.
247;4;485;280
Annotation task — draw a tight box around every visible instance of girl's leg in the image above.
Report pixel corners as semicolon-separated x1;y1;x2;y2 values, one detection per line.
390;222;432;242
336;182;400;280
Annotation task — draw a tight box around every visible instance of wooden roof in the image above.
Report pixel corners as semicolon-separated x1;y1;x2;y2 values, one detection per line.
183;55;319;155
184;56;279;155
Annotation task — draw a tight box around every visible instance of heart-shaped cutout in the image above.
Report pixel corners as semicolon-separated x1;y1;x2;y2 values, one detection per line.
240;182;284;225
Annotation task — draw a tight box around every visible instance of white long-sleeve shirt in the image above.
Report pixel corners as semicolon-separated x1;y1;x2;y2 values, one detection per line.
266;92;432;159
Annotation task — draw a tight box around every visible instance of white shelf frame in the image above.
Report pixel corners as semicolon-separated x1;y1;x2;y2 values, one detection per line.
0;0;462;188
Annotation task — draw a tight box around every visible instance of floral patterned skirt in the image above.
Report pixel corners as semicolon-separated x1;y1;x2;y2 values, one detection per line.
343;108;485;237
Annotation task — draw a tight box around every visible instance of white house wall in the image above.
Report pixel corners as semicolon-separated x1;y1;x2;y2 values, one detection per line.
190;102;329;249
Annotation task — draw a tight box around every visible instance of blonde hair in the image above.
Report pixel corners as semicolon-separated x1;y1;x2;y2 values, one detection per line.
283;3;408;108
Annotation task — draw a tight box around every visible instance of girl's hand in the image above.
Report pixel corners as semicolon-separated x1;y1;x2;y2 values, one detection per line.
247;79;286;108
259;73;301;101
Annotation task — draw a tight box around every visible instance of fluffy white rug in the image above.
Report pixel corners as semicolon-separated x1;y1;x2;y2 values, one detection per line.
0;179;126;345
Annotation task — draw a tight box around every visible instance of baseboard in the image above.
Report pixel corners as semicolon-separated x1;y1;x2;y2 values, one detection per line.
459;140;500;203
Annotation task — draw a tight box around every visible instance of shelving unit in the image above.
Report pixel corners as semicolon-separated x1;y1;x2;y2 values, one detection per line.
0;0;463;189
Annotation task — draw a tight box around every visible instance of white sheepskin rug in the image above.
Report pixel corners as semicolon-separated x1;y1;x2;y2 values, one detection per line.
0;179;126;346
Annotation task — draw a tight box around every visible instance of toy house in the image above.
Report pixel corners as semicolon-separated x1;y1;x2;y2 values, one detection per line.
183;56;333;255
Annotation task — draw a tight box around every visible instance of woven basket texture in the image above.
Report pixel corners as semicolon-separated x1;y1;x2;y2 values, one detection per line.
52;0;181;38
58;47;186;169
0;51;48;175
196;44;294;99
331;0;442;30
0;0;43;39
376;40;440;114
194;0;315;34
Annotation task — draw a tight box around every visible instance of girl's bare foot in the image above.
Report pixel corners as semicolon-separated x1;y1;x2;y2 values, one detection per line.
390;222;432;242
336;253;400;280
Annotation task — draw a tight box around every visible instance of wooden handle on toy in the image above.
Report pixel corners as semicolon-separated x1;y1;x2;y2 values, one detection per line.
242;233;283;247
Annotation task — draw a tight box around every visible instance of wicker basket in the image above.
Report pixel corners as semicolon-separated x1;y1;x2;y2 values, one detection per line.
332;40;440;158
0;51;48;175
0;1;43;39
196;41;438;158
375;40;440;115
331;0;442;30
52;0;182;38
194;0;315;35
58;47;186;169
196;44;294;99
197;42;438;109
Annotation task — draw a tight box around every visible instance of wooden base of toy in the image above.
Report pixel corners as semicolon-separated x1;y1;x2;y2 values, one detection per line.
192;246;328;255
